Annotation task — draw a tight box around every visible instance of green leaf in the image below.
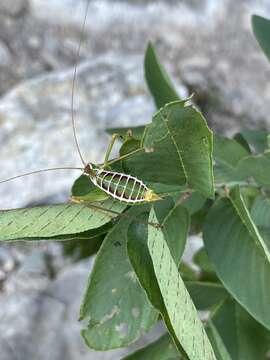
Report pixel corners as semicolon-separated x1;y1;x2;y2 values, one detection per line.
120;138;141;157
186;282;229;310
147;208;216;359
62;235;104;261
251;195;270;228
251;195;270;250
123;100;214;198
205;322;232;360
179;262;197;281
233;133;251;153
122;333;179;360
144;42;180;109
213;134;249;185
239;129;269;153
193;247;218;282
127;200;189;302
47;222;111;241
208;298;270;360
237;150;270;188
252;15;270;62
0;200;125;241
203;186;270;329
180;192;206;215
127;203;191;356
193;248;215;274
155;200;190;265
80;207;157;350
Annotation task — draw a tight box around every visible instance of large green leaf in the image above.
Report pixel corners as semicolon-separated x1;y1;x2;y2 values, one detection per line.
122;333;179;360
0;199;125;241
80;207;157;350
144;42;180;109
147;208;216;359
208;298;270;360
123;100;214;198
203;186;270;329
127;201;189;306
252;14;270;62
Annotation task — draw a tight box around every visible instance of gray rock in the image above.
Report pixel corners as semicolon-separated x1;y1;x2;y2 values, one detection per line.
0;41;12;66
0;259;165;360
0;0;29;17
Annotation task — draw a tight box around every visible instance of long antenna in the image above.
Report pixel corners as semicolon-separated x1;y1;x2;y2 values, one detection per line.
71;0;91;166
0;167;84;185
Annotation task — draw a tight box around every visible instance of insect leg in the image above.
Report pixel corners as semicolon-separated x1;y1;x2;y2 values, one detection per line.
102;133;122;168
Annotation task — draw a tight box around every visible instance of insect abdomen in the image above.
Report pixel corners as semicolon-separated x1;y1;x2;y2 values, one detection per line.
91;169;149;203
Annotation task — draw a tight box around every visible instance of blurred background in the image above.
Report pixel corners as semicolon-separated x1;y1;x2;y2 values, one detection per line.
0;0;270;359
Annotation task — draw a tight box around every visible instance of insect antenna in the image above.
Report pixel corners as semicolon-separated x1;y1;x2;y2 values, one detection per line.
0;167;84;185
71;0;91;166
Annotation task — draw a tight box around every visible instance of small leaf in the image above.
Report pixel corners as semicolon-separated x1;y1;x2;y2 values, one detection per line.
203;186;270;329
252;14;270;62
147;208;216;359
80;206;157;350
72;175;109;201
72;174;95;196
233;133;251;152
122;333;179;360
144;42;180;109
239;128;269;153
0;200;125;241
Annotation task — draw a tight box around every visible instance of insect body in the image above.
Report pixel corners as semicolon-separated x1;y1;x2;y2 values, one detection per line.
84;164;160;204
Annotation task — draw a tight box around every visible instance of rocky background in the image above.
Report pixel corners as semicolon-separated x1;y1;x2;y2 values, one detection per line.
0;0;270;359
